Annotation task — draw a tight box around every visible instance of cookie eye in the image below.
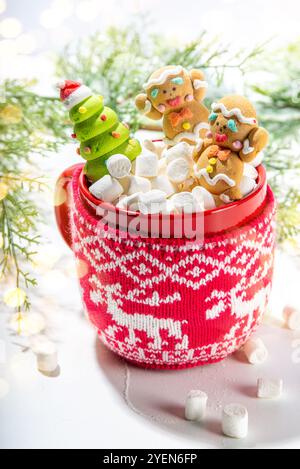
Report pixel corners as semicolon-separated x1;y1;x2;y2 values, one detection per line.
172;87;176;91
150;88;159;99
163;90;167;94
208;112;218;122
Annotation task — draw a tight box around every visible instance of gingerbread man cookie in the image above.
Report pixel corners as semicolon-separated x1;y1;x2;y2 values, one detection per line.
194;95;269;204
135;65;209;146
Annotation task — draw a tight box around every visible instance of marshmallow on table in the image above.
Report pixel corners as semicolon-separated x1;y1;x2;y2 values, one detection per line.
106;154;132;179
170;192;203;214
151;175;177;197
192;186;216;210
89;175;124;203
128;175;152;195
138;190;167;215
243;338;268;365
185;390;208;422
30;335;58;374
283;305;300;331
135;150;158;178
164;141;193;164
222;404;248;439
167;158;190;184
257;378;283;399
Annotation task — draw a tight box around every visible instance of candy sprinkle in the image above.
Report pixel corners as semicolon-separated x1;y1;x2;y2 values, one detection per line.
79;106;87;114
182;122;191;130
112;132;121;139
84;146;91;154
206;165;214;174
101;114;107;121
71;133;77;139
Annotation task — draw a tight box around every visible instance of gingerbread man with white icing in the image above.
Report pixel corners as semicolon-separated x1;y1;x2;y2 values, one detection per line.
194;95;269;204
135;65;209;146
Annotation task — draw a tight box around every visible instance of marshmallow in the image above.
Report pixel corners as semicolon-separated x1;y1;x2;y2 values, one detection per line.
283;305;300;331
162;199;176;215
249;151;264;168
151;175;177;197
30;336;58;374
144;139;166;158
257;378;283;399
222;404;248;439
240;176;257;197
117;192;141;212
158;158;167;176
185;390;208;421
170;192;203;214
164;142;193;164
89;175;124;202
243;163;258;180
192;186;216;210
106;154;132;179
243;338;268;365
135;151;158;178
128;175;151;195
118;176;131;193
138;190;167;214
167;158;190;184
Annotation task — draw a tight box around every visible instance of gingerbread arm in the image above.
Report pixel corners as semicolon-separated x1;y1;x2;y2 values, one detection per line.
193;138;213;162
239;127;269;163
189;69;208;102
135;93;162;120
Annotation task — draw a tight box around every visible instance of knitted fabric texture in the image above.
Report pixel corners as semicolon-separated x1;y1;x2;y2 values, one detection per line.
70;168;276;369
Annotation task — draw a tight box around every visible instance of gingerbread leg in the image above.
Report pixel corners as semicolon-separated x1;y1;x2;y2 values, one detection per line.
223;186;242;201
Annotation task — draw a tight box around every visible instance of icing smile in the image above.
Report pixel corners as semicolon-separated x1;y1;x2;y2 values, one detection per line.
166;96;182;107
215;133;228;143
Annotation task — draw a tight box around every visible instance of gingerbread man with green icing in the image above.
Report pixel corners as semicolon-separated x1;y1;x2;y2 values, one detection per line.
135;65;209;146
194;95;269;204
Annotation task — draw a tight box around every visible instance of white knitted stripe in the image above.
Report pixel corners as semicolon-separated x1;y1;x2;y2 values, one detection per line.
75;233;274;291
75;220;273;273
99;327;257;365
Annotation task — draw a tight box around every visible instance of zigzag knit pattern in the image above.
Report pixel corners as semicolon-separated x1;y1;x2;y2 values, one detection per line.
70;168;276;369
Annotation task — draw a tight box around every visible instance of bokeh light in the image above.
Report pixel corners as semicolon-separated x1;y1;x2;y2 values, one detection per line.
15;33;37;55
0;182;8;200
0;17;22;38
40;9;64;30
0;0;6;15
75;1;100;22
9;313;46;336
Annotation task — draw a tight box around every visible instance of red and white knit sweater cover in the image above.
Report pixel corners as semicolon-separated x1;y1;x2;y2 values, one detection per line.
70;168;276;369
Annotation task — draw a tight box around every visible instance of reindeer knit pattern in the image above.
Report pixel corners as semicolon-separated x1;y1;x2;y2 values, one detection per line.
70;168;276;369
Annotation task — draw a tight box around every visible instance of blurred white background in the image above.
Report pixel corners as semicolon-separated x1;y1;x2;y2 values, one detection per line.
1;0;300;85
1;0;300;450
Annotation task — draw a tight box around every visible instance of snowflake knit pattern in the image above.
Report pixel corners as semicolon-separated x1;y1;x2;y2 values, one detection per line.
70;168;276;369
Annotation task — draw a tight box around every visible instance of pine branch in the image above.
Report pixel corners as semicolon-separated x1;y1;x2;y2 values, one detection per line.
0;79;69;317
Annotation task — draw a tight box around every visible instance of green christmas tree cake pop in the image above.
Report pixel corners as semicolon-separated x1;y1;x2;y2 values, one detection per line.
57;80;141;182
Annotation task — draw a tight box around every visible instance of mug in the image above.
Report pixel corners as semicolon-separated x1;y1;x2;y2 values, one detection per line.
55;163;276;369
